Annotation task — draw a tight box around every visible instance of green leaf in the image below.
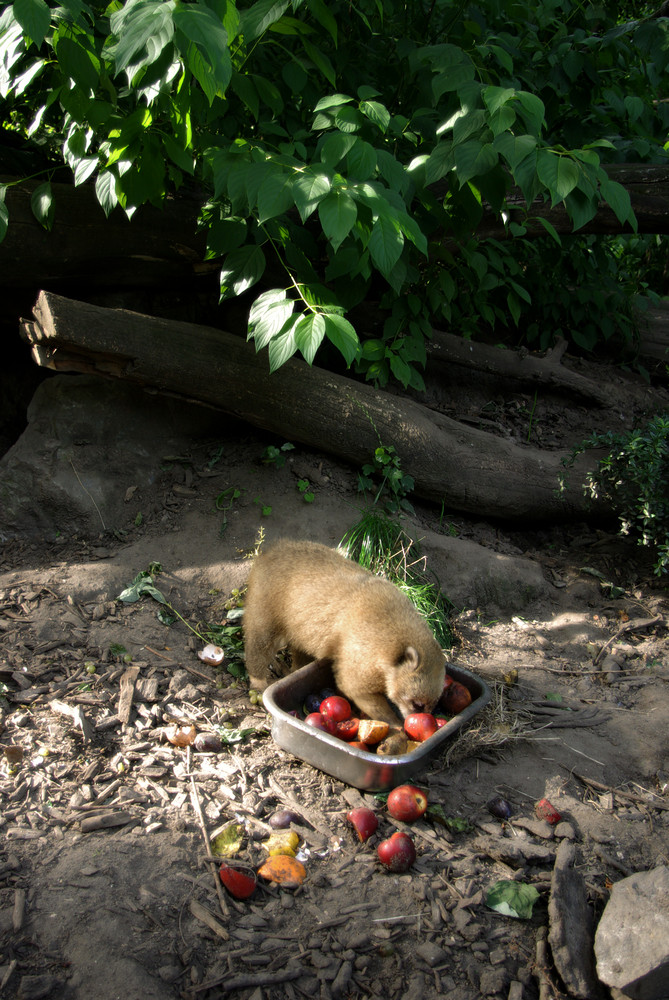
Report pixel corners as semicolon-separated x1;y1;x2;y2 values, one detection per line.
360;99;390;133
294;312;326;364
220;245;266;297
305;0;337;44
454;141;498;185
599;176;636;229
55;34;100;92
0;189;9;244
257;169;294;223
239;0;290;42
514;91;545;137
268;317;299;371
206;215;247;256
95;170;118;216
536;151;580;205
30;180;54;230
313;93;353;112
432;62;475;98
319;131;356;168
483;85;515;114
302;37;335;87
493;133;537;173
318;189;357;250
335;105;363;133
249;289;295;349
109;0;175;76
13;0;51;47
534;216;562;246
173;4;231;92
486;880;540;920
117;571;168;605
368;213;404;275
292;168;331;221
323;313;358;365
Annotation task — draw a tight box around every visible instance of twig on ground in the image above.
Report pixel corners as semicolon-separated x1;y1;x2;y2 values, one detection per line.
188;766;230;920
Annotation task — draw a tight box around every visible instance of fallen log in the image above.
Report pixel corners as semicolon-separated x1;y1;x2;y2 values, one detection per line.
2;163;668;293
20;290;605;523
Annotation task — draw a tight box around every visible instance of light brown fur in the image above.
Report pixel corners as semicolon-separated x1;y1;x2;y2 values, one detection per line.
243;539;446;725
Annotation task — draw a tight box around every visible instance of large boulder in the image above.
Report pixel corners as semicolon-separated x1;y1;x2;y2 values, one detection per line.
594;865;669;999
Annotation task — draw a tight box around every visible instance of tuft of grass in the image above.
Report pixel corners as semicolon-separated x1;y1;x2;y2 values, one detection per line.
339;510;453;648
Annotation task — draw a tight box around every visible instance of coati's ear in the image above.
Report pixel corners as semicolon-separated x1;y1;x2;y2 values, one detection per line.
397;646;421;670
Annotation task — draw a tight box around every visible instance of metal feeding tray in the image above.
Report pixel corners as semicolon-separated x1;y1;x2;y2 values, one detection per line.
263;658;491;792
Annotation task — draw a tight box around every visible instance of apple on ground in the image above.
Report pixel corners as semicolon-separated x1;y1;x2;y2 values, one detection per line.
387;784;428;821
377;831;416;872
346;807;378;842
219;863;257;899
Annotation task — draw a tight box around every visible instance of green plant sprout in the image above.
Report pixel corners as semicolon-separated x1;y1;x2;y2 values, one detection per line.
297;479;315;503
116;565;247;679
262;443;295;468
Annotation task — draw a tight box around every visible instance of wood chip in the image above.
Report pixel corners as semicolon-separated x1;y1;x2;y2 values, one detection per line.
80;810;134;833
118;665;140;724
49;698;94;743
189;899;230;941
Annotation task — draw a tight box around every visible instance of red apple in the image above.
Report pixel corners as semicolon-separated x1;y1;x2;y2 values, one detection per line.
404;712;438;742
377;831;416;872
348;740;370;751
346;807;378;842
219;863;256;899
387;784;428;822
335;718;359;740
304;712;338;735
435;716;448;728
320;695;352;723
440;681;472;715
535;797;562;824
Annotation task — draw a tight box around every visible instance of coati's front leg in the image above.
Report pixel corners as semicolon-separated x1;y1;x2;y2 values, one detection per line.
243;620;283;691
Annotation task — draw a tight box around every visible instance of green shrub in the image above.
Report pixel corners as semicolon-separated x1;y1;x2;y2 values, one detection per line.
566;414;669;575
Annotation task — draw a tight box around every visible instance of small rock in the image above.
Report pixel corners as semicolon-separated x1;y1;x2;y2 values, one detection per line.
554;821;576;840
416;941;449;967
512;816;555;840
595;865;669;1000
480;966;510;996
331;959;353;998
507;982;524;1000
157;965;182;983
489;947;507;966
18;974;63;999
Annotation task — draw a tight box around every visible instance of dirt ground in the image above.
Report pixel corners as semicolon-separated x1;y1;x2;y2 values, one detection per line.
0;355;668;1000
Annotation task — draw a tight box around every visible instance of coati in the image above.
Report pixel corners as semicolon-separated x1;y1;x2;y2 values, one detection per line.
243;539;446;725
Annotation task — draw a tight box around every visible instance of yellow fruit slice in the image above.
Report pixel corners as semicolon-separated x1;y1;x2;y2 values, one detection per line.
264;830;300;857
358;719;390;745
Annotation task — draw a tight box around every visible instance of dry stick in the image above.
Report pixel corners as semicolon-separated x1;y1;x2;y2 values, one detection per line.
593;615;663;665
567;769;669;812
188;771;231;919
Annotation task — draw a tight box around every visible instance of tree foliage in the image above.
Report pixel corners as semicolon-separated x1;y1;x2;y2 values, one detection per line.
1;0;668;386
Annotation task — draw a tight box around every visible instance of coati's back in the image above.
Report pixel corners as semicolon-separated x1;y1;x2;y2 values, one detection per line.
243;538;445;723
